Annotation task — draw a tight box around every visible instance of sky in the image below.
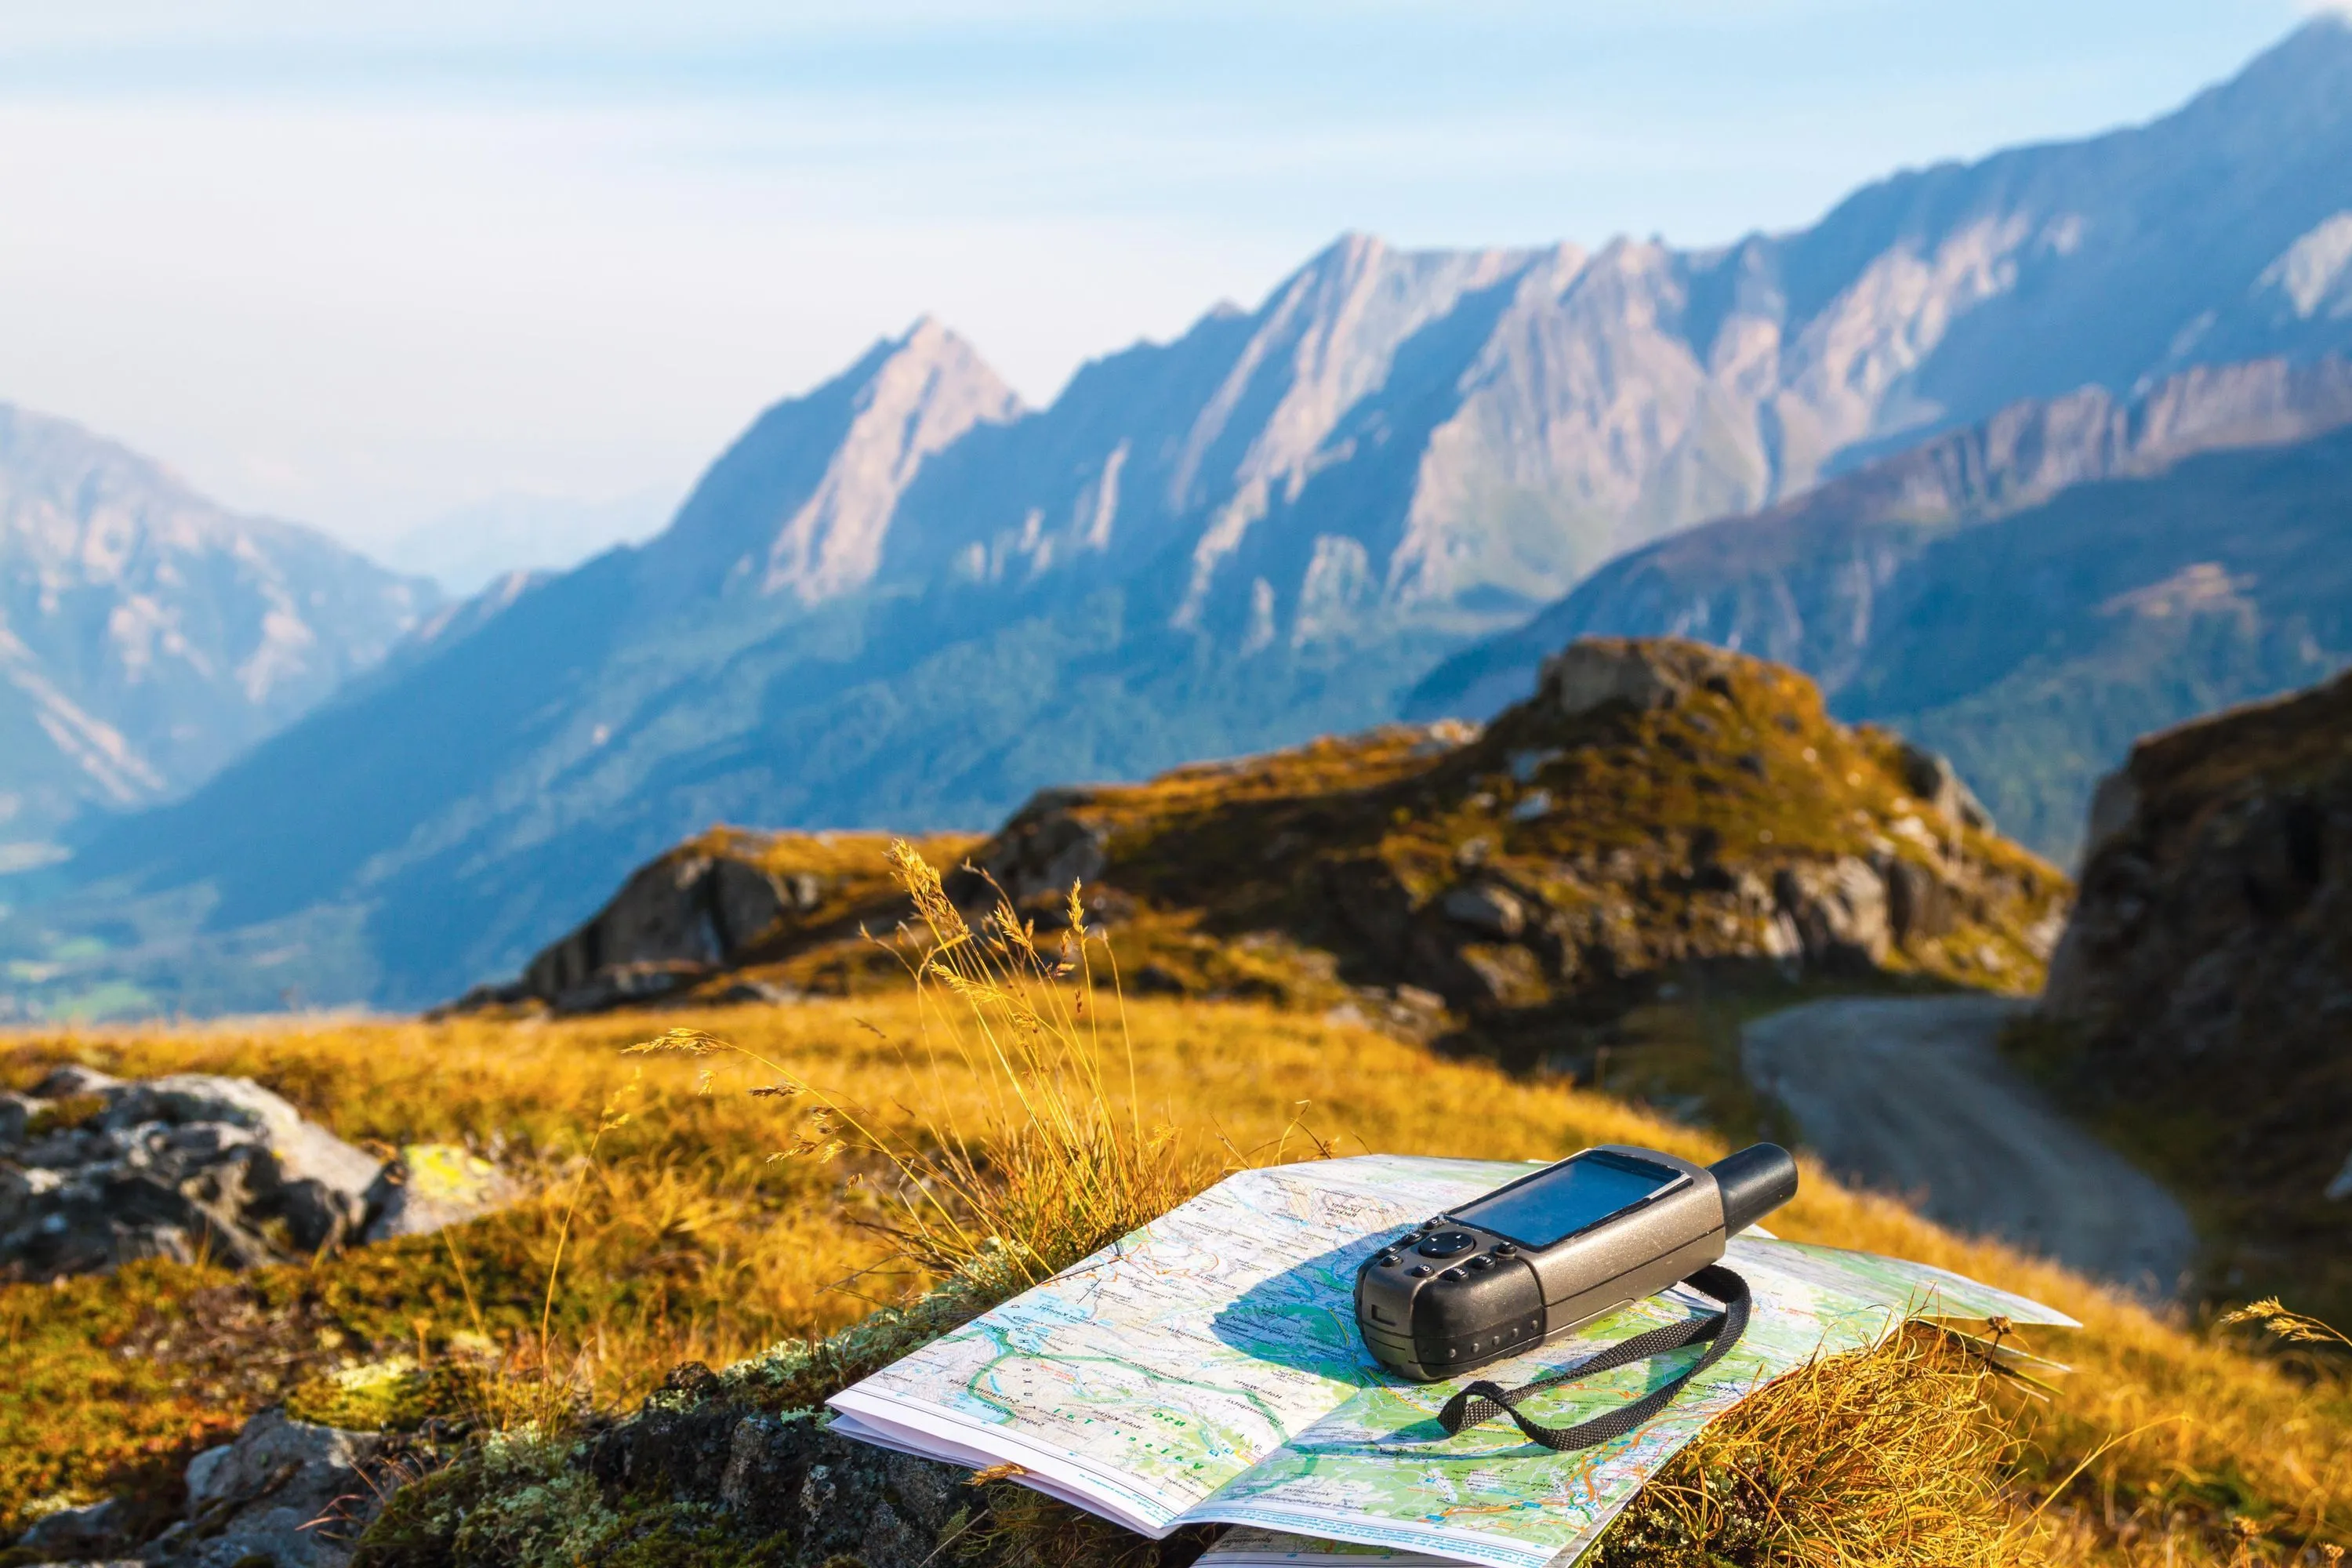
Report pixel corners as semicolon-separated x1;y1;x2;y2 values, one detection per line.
0;2;2327;561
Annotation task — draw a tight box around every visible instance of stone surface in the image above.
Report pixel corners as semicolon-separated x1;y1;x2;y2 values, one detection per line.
1541;638;1731;720
1439;884;1526;938
1772;858;1892;968
33;1065;125;1098
2328;1151;2352;1203
975;793;1112;910
1895;741;1994;832
0;1071;418;1280
2039;664;2352;1306
151;1408;386;1568
17;1497;124;1559
575;1394;1054;1568
523;842;818;1011
0;1090;38;1145
361;1144;521;1242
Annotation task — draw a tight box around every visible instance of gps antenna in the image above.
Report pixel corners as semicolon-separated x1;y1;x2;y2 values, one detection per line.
1710;1143;1799;1235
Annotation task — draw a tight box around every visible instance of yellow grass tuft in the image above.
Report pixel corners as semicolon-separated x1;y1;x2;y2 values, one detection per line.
630;839;1218;1301
1592;1323;2034;1567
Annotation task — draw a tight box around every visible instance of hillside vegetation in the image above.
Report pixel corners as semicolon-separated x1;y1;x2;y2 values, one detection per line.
481;641;2067;1125
4;970;2347;1563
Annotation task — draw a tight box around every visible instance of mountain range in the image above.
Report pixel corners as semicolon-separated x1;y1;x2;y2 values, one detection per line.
0;405;439;862
8;17;2352;1016
1411;354;2352;860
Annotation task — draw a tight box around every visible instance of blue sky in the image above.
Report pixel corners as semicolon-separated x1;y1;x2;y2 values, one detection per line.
0;2;2325;554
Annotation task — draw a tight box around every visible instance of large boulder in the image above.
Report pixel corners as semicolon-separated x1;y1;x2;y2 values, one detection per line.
1773;858;1893;968
524;840;821;1010
1541;637;1734;719
157;1409;387;1568
975;790;1112;909
105;1076;382;1247
2038;666;2352;1311
7;1408;386;1568
0;1071;493;1281
14;1496;125;1560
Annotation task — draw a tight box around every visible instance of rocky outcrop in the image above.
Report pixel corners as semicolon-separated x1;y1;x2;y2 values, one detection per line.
15;1408;390;1568
481;640;2069;1038
975;793;1112;908
582;1402;971;1568
1541;637;1735;720
0;1071;514;1281
2039;665;2352;1308
165;1410;387;1568
964;639;2067;1035
456;829;983;1016
519;839;825;1010
459;827;983;1011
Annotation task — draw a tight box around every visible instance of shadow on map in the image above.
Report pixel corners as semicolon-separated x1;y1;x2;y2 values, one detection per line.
1209;1236;1388;1380
1210;1236;1716;1454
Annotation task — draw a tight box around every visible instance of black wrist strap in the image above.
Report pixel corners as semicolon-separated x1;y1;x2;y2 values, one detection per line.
1434;1265;1751;1451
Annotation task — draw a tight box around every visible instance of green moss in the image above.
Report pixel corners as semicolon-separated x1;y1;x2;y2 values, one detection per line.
24;1093;104;1137
706;1275;993;1416
285;1358;481;1433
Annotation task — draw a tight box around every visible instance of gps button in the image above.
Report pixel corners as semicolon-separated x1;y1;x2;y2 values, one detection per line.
1416;1230;1476;1259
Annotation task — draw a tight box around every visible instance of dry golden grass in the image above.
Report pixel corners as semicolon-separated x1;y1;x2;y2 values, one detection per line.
5;857;2347;1566
1591;1324;2034;1568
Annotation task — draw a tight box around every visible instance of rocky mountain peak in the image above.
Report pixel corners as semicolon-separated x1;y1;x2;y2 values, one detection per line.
0;404;438;840
759;318;1023;604
1414;351;2352;735
641;318;1023;606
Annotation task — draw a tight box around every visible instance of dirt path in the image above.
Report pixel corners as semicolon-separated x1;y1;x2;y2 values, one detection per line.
1740;994;2195;1298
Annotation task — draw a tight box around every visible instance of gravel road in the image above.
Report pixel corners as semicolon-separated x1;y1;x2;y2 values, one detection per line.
1740;993;2196;1298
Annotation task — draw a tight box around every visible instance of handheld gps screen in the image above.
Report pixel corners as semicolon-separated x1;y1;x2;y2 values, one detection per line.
1454;1150;1682;1247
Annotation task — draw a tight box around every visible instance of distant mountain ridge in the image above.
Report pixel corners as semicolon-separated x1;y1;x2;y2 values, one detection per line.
13;16;2352;1015
0;405;439;853
1414;355;2352;859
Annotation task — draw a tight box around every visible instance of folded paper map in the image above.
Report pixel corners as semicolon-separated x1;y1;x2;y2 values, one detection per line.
827;1156;2073;1568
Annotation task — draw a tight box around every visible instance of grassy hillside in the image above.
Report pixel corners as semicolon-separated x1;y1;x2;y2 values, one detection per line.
5;975;2347;1565
488;643;2069;1117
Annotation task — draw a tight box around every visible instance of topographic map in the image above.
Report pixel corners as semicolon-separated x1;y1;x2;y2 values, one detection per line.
826;1156;2073;1568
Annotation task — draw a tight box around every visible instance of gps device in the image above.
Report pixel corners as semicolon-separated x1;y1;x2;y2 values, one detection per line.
1354;1142;1798;1384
